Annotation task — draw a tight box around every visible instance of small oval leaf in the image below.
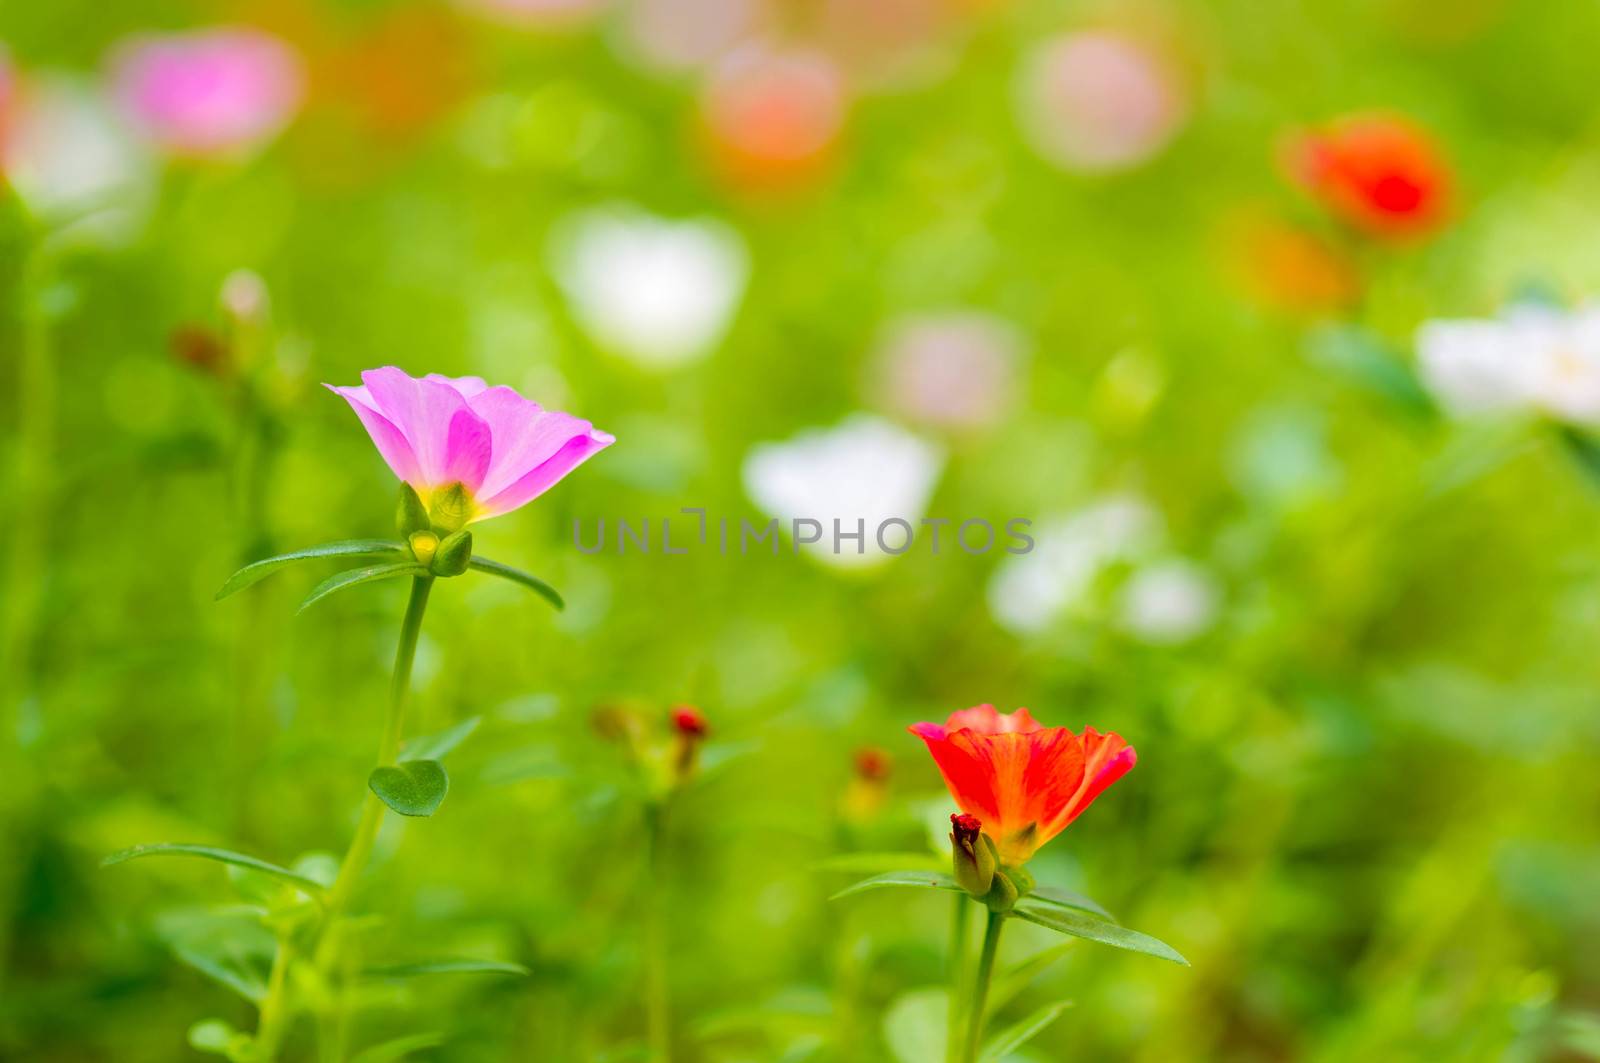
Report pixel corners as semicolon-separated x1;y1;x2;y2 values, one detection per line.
102;843;327;898
467;555;563;609
297;563;429;614
369;760;449;817
1013;903;1189;966
216;540;406;600
829;870;962;902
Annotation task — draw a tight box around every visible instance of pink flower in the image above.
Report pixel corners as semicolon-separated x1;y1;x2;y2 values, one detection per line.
109;28;304;158
327;367;614;523
1016;31;1186;173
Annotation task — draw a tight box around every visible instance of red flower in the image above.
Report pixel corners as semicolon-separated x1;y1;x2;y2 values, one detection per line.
1285;113;1451;239
909;705;1135;865
670;704;708;737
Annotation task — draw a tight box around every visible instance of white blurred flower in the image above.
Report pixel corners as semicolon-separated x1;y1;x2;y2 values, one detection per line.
552;205;748;369
0;76;152;241
987;494;1159;634
872;311;1023;430
1417;304;1600;425
1118;559;1218;644
742;414;944;568
1015;31;1185;174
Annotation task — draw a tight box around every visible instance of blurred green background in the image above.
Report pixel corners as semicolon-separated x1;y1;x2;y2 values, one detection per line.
5;0;1600;1060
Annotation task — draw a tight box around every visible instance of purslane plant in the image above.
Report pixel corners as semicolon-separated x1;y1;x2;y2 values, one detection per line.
831;705;1187;1063
106;367;612;1060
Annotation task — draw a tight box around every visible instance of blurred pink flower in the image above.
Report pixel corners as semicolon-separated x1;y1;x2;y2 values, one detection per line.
873;312;1022;430
110;28;305;158
622;0;762;73
702;46;847;191
327;367;614;522
0;49;15;136
1016;31;1185;173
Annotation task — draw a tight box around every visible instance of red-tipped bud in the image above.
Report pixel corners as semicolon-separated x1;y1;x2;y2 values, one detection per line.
854;747;892;782
949;812;997;898
671;704;708;737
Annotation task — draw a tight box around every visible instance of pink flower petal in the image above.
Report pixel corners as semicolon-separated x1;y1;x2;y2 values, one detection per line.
326;366;612;519
477;428;614;516
442;407;493;492
325;383;422;485
360;366;478;487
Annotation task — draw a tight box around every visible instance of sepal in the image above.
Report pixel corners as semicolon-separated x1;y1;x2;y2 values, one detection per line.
431;529;473;577
397;483;430;536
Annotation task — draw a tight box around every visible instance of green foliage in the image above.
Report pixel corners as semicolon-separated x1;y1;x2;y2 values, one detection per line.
296;563;430;613
829;870;964;901
368;760;449;817
981;1000;1072;1062
102;844;328;899
465;555;564;609
215;540;406;599
1012;903;1189;966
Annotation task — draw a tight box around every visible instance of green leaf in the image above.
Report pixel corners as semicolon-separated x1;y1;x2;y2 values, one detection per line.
364;959;529;978
187;1019;249;1058
990;942;1076;1014
102;843;327;898
216;540;406;600
350;1033;447;1063
401;716;481;762
297;562;429;614
882;988;947;1063
1013;903;1189;966
829;870;963;901
1306;325;1435;417
813;852;943;875
467;555;563;609
1558;426;1600;492
1026;885;1113;920
156;908;275;1003
981;1001;1072;1062
368;759;449;817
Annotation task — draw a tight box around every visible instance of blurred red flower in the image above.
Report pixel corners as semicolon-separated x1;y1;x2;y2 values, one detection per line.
700;46;846;193
1285;113;1451;239
910;705;1135;865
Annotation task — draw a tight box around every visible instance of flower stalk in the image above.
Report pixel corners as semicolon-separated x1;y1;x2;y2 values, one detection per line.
324;574;433;918
963;908;1006;1063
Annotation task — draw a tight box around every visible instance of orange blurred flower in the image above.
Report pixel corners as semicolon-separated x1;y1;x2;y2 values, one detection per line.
700;46;846;193
1284;112;1451;239
1228;210;1360;314
909;705;1135;866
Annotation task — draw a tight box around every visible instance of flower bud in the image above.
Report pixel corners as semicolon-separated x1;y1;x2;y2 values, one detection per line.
431;528;473;576
950;813;996;897
670;704;708;783
397;483;430;536
408;530;439;567
982;868;1020;912
428;481;474;533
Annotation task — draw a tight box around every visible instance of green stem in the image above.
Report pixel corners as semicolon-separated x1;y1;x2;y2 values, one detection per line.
254;934;294;1061
323;575;433;919
643;801;671;1063
963;910;1005;1063
946;896;971;1063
